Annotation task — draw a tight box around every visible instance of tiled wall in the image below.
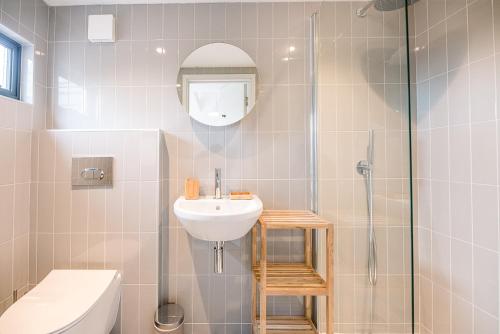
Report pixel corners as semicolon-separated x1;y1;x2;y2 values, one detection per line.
45;3;313;333
30;129;162;333
0;97;34;315
0;0;49;316
1;0;50;130
413;0;500;332
316;2;413;333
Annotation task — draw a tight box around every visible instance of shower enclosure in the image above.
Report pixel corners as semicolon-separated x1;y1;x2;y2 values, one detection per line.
310;1;414;333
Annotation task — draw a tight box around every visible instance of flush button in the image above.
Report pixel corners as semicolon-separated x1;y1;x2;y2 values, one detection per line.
72;157;113;187
80;167;105;180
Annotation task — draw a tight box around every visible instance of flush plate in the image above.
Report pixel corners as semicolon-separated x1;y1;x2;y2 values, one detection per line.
72;157;113;187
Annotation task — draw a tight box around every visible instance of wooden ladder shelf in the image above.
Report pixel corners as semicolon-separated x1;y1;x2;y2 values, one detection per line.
251;210;334;334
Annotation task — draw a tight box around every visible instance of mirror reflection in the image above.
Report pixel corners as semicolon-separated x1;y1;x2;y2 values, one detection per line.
177;43;258;127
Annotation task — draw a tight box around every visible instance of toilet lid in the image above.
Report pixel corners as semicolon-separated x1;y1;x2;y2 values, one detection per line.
0;270;119;334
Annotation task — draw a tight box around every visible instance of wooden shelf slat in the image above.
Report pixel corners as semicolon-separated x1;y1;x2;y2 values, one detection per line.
253;263;328;296
253;316;318;334
259;210;332;229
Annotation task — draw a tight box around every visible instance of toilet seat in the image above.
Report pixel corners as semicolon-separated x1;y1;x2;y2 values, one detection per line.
0;270;120;334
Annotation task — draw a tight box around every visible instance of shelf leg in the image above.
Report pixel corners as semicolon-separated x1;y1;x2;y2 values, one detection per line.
326;225;334;334
304;228;313;320
260;223;267;334
252;225;257;326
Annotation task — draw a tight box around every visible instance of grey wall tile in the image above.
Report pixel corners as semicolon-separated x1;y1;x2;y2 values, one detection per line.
116;5;131;41
3;0;20;21
272;3;288;38
446;8;468;71
414;0;428;36
115;41;131;86
131;4;147;41
415;1;500;333
1;9;20;33
69;6;85;41
469;56;496;122
210;3;226;40
20;0;35;32
429;74;448;128
473;246;499;316
226;3;242;41
467;0;494;62
194;3;209;40
470;121;498;185
163;4;178;39
447;66;469;125
257;3;272;38
34;0;49;39
148;4;163;40
289;3;305;38
428;21;447;77
54;6;70;41
446;0;466;16
242;3;257;39
428;0;445;27
179;4;194;39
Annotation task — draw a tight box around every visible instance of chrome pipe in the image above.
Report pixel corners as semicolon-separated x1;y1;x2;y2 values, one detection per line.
366;167;377;286
309;12;319;214
214;241;224;274
308;12;320;326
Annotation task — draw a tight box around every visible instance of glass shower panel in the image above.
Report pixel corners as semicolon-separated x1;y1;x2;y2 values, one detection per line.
315;2;413;333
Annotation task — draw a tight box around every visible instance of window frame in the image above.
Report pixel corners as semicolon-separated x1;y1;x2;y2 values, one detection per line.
0;33;21;100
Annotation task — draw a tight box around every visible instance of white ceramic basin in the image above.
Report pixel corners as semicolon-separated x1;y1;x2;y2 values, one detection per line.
173;195;263;241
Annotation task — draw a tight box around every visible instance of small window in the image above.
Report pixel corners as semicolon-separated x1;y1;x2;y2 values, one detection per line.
0;33;21;100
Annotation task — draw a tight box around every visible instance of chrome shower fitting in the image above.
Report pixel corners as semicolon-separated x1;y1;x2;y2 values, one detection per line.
356;0;375;17
356;129;377;286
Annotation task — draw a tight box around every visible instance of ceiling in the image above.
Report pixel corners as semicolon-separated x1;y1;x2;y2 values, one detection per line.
44;0;358;6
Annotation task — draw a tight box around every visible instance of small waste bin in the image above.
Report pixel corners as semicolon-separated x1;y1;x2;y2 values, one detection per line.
154;304;184;333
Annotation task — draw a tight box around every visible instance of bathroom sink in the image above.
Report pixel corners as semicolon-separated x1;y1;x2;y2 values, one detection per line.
173;195;263;241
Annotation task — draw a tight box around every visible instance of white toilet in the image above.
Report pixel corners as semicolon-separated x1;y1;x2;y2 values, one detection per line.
0;270;121;334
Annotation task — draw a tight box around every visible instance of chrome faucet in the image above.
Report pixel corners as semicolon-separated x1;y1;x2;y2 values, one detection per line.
215;168;222;199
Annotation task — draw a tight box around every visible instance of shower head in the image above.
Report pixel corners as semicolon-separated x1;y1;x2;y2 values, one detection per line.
374;0;419;11
356;0;419;17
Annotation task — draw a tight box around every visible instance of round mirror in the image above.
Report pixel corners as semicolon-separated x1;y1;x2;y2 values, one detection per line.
177;43;258;127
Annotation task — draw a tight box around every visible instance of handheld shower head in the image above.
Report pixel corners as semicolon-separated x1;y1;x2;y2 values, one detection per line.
356;130;374;176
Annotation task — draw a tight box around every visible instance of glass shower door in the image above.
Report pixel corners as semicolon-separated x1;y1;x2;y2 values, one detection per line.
313;1;414;333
